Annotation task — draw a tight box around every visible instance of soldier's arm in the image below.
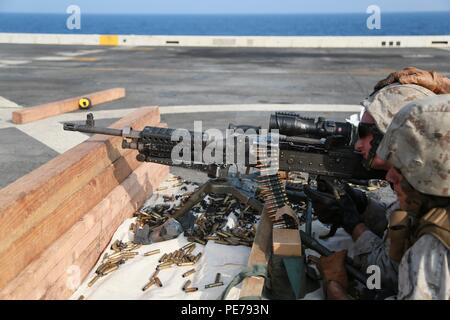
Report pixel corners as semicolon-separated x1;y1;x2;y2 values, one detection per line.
360;197;389;238
397;234;450;300
374;67;450;94
352;229;400;293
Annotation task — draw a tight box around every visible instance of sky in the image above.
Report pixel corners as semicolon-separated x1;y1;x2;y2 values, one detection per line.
1;0;450;14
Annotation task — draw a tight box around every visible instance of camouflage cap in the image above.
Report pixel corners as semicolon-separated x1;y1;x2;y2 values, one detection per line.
377;94;450;197
361;84;434;133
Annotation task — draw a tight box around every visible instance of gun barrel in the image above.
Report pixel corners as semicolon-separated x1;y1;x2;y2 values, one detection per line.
63;123;124;137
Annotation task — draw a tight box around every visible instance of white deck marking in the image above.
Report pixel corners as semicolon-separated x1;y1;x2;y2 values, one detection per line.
0;60;30;65
56;49;105;57
0;96;22;109
34;56;72;61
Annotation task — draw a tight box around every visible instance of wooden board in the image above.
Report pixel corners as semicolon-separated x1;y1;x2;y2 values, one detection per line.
272;229;302;257
0;107;160;288
12;88;126;124
239;206;273;299
0;162;169;300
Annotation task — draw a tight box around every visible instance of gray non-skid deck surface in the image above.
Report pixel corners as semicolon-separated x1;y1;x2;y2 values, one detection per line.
0;43;449;187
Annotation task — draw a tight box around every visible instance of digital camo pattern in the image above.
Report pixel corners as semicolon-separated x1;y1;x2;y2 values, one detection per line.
397;234;450;300
361;84;434;133
353;201;401;295
377;94;450;196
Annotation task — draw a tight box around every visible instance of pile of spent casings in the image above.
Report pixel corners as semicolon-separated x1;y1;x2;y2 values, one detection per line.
87;240;142;287
183;193;259;248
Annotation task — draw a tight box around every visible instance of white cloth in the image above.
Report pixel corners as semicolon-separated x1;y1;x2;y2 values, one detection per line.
70;217;251;300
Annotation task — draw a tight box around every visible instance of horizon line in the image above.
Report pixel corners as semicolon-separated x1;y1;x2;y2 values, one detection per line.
1;10;450;15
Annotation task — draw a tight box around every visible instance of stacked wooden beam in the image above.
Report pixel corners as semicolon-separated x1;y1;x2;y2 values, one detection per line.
239;205;272;299
12;88;126;124
0;106;169;299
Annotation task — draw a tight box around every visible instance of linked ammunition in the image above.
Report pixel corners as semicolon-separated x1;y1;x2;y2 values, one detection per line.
182;269;196;278
144;249;161;256
205;282;224;289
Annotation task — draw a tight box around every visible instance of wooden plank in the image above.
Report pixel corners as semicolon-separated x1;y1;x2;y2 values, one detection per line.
12;88;126;124
0;162;169;300
272;229;302;257
0;150;140;290
239;206;273;299
43;163;169;300
0;107;160;288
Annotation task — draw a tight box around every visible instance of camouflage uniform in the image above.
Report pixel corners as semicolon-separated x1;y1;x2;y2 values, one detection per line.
352;84;435;294
376;94;450;299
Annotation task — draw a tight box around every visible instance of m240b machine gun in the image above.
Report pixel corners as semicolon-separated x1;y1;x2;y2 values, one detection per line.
64;112;380;297
63;112;384;181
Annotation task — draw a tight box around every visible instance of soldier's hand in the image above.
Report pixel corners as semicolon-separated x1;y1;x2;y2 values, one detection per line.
374;67;450;94
304;179;368;226
338;185;364;235
310;250;349;299
303;181;344;226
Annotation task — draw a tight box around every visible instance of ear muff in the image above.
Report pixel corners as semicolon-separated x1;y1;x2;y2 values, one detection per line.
78;98;92;110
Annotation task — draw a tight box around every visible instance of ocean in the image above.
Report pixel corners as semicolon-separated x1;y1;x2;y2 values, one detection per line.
0;12;449;36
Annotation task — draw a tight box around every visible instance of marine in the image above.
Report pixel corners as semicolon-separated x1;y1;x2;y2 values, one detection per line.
317;94;450;300
305;81;435;297
304;66;450;298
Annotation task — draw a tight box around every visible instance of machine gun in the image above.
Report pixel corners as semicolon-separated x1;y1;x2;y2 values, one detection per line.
63;112;384;181
63;111;385;229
